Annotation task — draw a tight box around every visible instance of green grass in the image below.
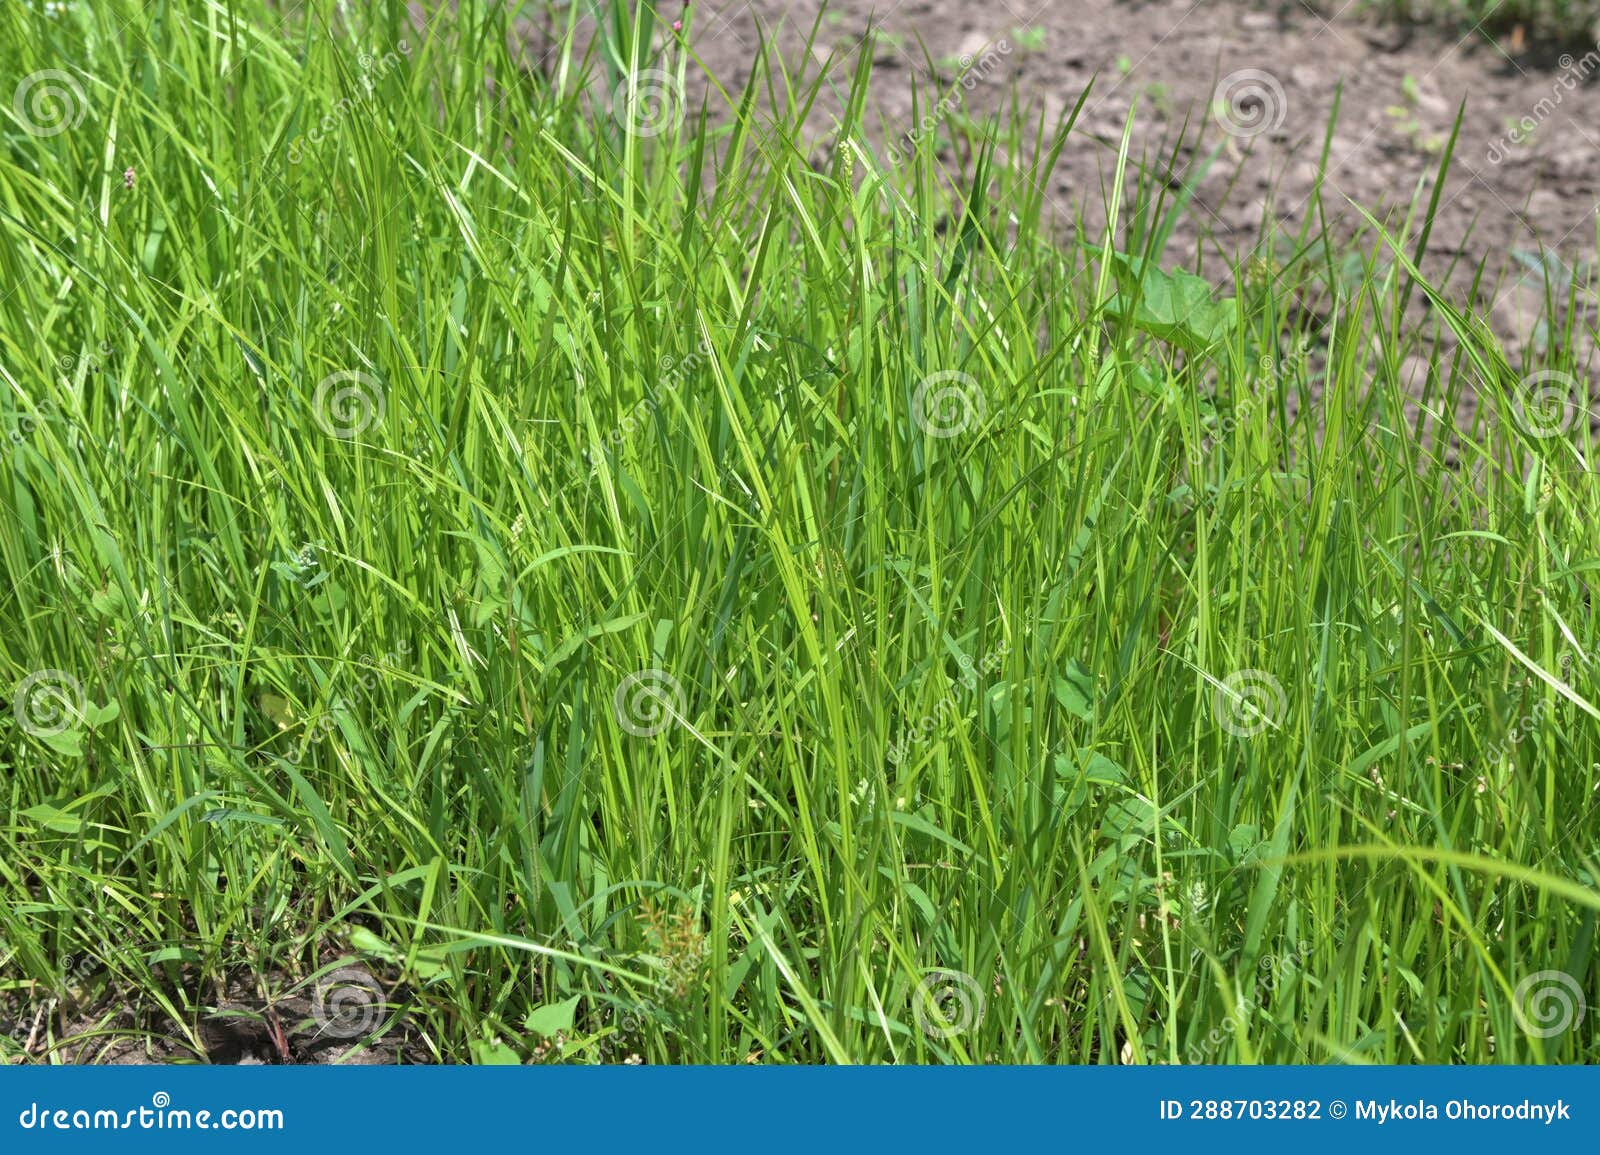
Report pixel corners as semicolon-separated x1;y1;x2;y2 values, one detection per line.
2;0;1598;1065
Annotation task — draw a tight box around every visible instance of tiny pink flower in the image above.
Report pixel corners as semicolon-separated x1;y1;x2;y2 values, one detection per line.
122;167;135;189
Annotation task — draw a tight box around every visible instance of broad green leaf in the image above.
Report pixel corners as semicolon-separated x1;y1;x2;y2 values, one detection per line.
349;926;400;961
1053;659;1096;721
522;994;580;1037
41;730;85;758
21;802;83;833
1106;253;1237;353
470;1039;523;1065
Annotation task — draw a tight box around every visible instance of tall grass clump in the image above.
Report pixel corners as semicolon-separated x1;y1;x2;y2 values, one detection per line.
1;0;1597;1064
